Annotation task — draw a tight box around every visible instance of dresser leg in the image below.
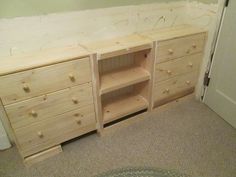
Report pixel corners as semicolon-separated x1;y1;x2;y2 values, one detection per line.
24;145;62;167
96;122;104;137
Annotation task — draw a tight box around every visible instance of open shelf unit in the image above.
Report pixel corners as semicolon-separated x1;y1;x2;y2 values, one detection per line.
88;34;155;128
103;93;148;124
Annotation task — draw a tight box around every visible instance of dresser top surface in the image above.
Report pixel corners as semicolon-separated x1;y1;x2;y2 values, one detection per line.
140;24;207;41
80;34;153;58
0;25;207;76
0;46;90;76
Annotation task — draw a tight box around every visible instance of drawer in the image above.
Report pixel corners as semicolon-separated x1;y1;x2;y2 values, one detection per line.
155;53;202;82
154;72;198;106
156;33;206;63
15;104;96;157
5;83;93;129
0;58;92;105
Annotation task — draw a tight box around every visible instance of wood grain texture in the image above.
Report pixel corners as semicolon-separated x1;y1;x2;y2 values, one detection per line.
140;24;206;42
100;66;150;95
96;43;154;124
90;54;104;132
156;33;205;63
153;71;199;103
0;46;90;76
81;34;152;60
154;87;195;107
155;53;202;82
134;46;156;111
103;93;148;124
5;83;94;129
24;145;63;167
15;104;96;157
0;58;92;105
99;54;135;74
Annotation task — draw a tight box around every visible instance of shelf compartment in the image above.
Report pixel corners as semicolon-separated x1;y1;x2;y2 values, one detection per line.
103;94;148;124
100;66;150;95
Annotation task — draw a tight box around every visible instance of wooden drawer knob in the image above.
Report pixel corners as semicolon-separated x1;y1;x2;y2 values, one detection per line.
74;113;83;117
76;120;82;125
30;110;38;117
188;62;193;67
186;81;191;85
168;49;174;55
186;49;191;54
37;131;44;138
72;97;78;104
23;84;30;92
69;74;75;82
192;43;197;48
164;88;170;94
167;70;172;75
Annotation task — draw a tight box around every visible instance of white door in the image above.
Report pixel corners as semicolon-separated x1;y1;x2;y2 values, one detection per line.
204;0;236;128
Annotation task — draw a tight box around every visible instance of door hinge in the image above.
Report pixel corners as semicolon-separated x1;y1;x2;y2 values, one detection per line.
204;72;211;87
225;0;230;7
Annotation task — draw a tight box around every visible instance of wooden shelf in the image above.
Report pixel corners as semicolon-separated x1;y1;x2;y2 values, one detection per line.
80;34;153;60
100;66;150;95
103;94;148;124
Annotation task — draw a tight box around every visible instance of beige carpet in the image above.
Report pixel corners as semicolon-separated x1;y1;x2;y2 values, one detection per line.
0;95;235;177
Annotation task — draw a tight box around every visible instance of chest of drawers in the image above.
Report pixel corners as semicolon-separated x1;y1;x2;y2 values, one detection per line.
0;46;97;159
0;25;207;165
141;25;207;107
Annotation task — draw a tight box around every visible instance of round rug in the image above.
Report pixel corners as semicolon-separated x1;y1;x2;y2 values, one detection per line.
95;167;190;177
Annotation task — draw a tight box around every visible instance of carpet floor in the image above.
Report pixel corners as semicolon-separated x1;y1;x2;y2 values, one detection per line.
0;95;235;177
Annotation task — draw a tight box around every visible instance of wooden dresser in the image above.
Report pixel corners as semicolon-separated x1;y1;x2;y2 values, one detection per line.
0;47;97;163
140;25;207;107
0;25;207;165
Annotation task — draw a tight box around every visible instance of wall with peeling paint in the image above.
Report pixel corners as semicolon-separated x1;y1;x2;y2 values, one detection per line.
0;1;219;58
0;0;218;18
0;0;220;57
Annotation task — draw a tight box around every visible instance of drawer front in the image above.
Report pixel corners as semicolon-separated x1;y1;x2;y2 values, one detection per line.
15;104;96;157
154;72;198;105
5;83;93;129
156;33;205;63
155;53;202;82
0;58;92;105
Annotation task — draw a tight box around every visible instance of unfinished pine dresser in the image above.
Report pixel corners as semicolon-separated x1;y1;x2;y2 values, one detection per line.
140;25;207;108
0;24;207;165
0;46;97;164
